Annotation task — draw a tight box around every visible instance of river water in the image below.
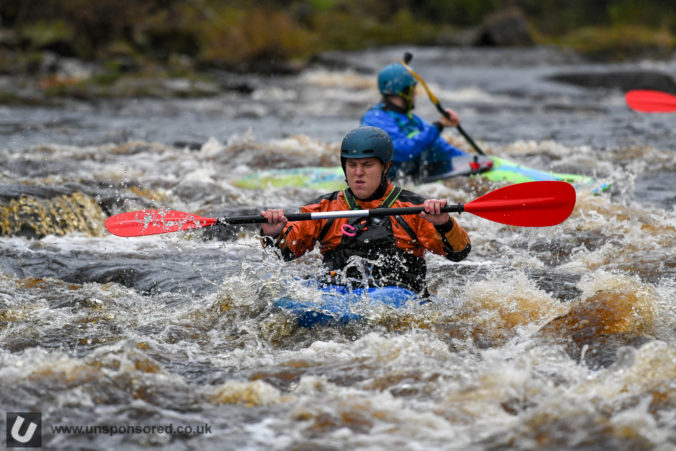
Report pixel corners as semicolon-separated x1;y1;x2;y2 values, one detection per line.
1;46;675;449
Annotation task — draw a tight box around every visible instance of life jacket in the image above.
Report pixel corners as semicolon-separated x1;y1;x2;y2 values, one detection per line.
319;186;427;292
372;102;424;139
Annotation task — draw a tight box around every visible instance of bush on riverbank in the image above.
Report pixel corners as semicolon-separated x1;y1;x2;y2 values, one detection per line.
546;25;675;61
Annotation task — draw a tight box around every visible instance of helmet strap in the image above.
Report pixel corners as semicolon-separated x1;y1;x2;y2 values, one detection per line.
401;92;415;111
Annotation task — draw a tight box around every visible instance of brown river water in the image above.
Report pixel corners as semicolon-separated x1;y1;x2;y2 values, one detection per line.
1;46;675;449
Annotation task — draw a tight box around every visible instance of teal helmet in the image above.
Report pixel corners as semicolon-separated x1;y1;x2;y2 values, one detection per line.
377;63;417;97
340;126;393;165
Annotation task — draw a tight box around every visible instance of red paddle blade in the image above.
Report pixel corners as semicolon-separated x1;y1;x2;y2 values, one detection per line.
105;210;217;237
625;90;676;113
464;181;576;227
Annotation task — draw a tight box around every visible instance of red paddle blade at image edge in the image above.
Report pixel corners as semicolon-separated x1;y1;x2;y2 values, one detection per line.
105;210;217;237
625;90;676;113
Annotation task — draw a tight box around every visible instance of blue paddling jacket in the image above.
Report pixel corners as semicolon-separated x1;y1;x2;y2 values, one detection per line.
361;103;467;176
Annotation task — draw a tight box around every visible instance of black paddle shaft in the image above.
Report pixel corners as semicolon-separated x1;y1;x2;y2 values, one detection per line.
219;204;465;225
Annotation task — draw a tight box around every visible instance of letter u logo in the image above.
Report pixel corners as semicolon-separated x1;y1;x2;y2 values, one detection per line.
6;412;41;448
11;416;37;443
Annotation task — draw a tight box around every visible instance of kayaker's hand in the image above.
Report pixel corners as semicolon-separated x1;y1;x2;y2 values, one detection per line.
261;209;288;237
440;108;460;127
420;199;451;226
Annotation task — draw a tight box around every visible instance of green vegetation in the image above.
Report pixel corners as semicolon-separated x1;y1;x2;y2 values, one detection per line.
520;0;676;58
548;25;675;61
0;0;674;94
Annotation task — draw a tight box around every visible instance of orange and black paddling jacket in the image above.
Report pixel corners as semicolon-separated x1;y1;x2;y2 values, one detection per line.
261;182;471;292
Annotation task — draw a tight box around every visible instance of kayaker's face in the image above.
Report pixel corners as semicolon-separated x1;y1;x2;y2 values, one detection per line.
345;157;385;199
389;87;416;110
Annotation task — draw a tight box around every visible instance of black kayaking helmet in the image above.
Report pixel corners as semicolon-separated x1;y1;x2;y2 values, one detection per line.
340;126;393;199
340;126;393;166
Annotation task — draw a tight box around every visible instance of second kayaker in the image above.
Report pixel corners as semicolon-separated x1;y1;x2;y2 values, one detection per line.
360;62;469;181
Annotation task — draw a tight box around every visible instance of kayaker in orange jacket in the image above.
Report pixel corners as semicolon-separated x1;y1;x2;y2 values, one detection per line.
260;126;471;293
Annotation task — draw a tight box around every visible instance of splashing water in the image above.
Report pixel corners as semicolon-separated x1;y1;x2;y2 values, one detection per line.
1;47;675;449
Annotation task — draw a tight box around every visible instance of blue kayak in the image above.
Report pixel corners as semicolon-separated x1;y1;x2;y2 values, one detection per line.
274;284;427;328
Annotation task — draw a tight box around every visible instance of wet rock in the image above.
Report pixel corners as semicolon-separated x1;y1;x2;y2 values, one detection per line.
547;70;676;94
0;191;107;238
0;181;155;219
0;183;74;201
475;7;533;47
538;289;655;368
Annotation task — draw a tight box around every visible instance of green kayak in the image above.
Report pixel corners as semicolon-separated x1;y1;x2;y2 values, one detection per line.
233;155;609;192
